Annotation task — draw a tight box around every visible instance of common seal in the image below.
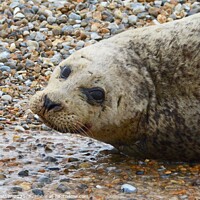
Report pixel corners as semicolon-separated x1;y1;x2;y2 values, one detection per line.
30;14;200;161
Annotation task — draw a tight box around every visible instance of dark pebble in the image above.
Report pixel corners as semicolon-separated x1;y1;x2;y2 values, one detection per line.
57;184;69;193
60;178;70;182
44;156;58;162
68;157;79;162
136;171;145;175
11;186;23;192
47;167;60;171
32;188;44;196
37;175;52;184
18;170;29;177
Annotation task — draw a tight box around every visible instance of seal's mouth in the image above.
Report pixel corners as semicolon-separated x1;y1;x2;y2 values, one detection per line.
39;115;91;134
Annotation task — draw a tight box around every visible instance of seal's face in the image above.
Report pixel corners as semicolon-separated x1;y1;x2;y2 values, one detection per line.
30;42;149;145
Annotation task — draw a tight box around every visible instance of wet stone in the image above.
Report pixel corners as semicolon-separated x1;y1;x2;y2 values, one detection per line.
56;184;69;193
47;167;60;171
0;66;11;72
0;173;6;180
121;184;137;193
1;95;12;102
69;13;81;20
44;156;58;162
136;171;145;175
32;188;44;196
18;170;29;177
37;175;52;184
11;186;23;192
60;178;70;182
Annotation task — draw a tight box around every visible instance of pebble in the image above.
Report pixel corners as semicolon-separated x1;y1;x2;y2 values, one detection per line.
121;184;137;193
128;15;138;25
1;95;12;102
37;175;52;184
90;32;102;40
0;173;6;180
0;65;11;72
35;32;46;41
14;125;25;132
130;3;145;14
0;52;10;62
56;184;69;193
18;170;29;177
10;186;22;194
32;188;44;196
69;13;81;20
14;13;25;19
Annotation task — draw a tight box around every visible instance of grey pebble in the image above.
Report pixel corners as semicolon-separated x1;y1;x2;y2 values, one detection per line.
47;16;57;24
37;175;52;184
18;170;29;177
121;184;137;193
35;32;46;41
90;32;102;40
137;12;149;19
44;156;58;162
26;59;35;68
50;53;62;65
130;3;145;14
1;95;12;102
32;188;44;196
69;13;81;20
0;52;10;62
11;186;23;192
57;184;69;193
128;15;138;25
0;65;11;72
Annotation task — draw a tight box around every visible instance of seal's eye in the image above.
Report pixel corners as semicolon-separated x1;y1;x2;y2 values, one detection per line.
81;87;105;105
60;66;71;79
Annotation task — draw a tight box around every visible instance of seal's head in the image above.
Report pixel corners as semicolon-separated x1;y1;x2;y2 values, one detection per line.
30;41;149;146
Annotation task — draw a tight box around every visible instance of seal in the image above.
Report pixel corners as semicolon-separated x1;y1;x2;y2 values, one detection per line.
30;13;200;161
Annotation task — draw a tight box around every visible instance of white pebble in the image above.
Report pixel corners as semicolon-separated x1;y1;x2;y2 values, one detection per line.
1;95;12;102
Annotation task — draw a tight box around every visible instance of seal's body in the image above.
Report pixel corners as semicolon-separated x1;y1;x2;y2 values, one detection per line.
30;14;200;161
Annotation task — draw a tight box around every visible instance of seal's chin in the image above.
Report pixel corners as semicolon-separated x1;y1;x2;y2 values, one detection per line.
39;116;91;134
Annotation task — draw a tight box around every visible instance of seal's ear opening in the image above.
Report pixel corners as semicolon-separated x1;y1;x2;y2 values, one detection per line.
80;87;105;105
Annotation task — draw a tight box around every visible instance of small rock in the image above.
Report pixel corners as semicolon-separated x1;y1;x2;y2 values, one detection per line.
11;186;23;192
121;184;137;193
57;184;69;193
35;32;46;41
47;16;57;24
14;13;25;19
15;125;25;132
0;52;10;62
128;15;138;25
44;156;57;162
60;178;70;182
69;13;81;20
37;176;52;184
32;188;44;196
130;3;145;14
1;95;12;102
18;170;29;177
0;66;11;72
0;173;6;180
47;167;60;171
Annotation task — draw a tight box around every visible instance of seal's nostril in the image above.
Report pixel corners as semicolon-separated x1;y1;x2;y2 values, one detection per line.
43;95;62;112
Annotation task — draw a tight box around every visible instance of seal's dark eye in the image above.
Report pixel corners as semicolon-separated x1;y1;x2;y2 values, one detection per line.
60;66;71;79
81;87;105;105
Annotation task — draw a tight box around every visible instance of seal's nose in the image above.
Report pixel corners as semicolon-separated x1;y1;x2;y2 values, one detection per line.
43;95;62;112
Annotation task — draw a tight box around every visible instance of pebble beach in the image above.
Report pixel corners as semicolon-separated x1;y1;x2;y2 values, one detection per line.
0;0;200;199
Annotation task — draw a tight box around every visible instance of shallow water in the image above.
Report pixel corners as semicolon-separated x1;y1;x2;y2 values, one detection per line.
0;129;199;199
